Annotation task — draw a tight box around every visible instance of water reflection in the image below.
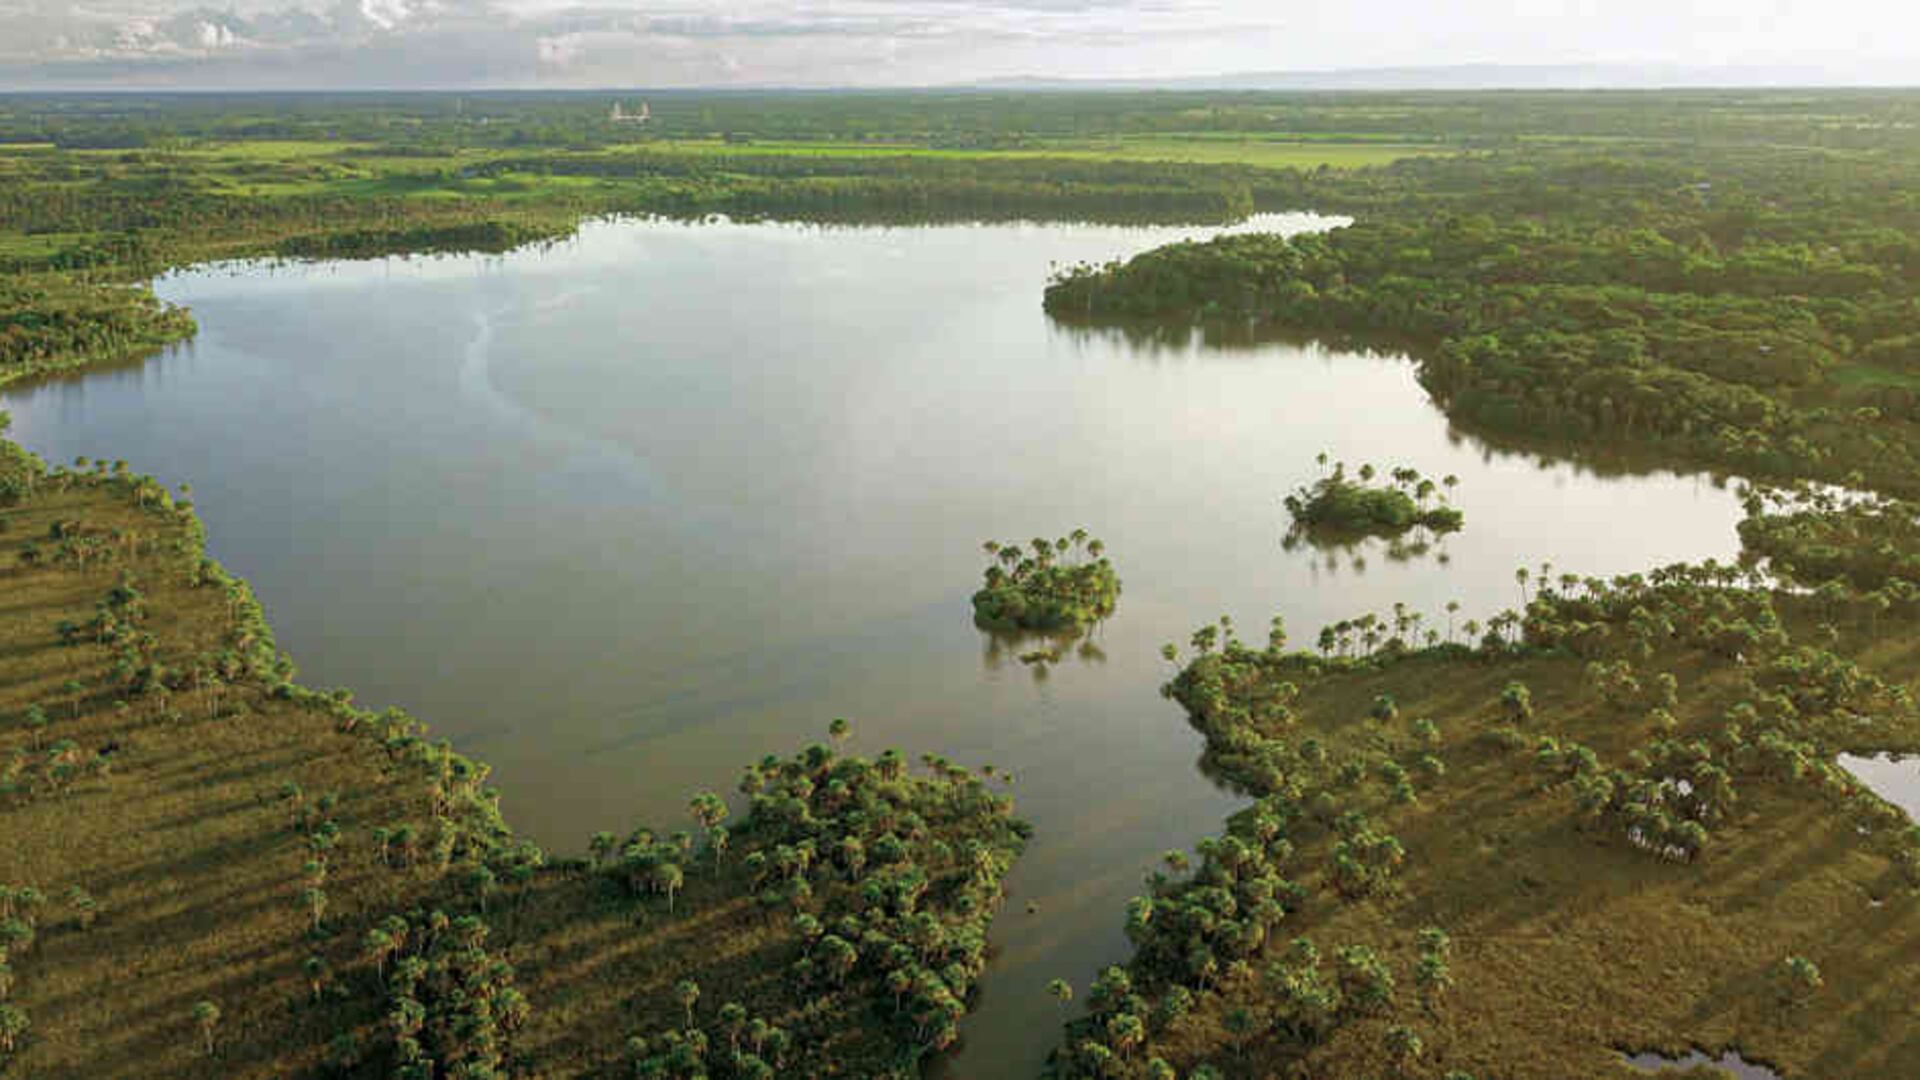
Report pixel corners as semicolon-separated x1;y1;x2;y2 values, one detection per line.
1055;314;1744;490
1283;520;1457;576
1049;312;1405;362
980;624;1113;678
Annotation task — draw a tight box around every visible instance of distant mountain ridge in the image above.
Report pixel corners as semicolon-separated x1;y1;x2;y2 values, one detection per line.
964;62;1903;91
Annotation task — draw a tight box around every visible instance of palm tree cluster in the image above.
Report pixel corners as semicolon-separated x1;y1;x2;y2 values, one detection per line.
379;910;531;1080
605;733;1028;1076
626;996;792;1079
972;531;1119;634
0;885;54;1064
1;702;112;805
1283;458;1463;542
1738;485;1920;636
1046;708;1438;1077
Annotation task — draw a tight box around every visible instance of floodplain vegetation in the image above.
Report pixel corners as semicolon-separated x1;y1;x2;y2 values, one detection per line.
0;425;1026;1078
1049;535;1920;1078
9;89;1920;1080
1030;93;1920;1080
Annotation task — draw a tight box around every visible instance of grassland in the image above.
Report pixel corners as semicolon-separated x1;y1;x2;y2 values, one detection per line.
1034;529;1920;1080
1163;642;1920;1078
0;464;449;1077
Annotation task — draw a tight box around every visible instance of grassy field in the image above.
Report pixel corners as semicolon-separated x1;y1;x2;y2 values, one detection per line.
1032;137;1446;169
598;135;1446;169
12;134;1438;202
1081;565;1920;1080
1172;652;1920;1078
0;468;450;1077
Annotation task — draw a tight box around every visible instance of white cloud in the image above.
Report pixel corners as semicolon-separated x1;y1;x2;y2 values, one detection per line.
0;0;1914;88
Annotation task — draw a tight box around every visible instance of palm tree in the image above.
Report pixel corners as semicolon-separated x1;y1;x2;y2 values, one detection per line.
653;863;684;913
303;956;329;1002
589;831;617;868
0;920;32;957
718;1002;748;1053
0;1003;26;1055
301;887;327;932
364;928;394;982
1500;681;1534;723
12;889;43;929
1779;956;1823;1004
1223;1005;1256;1059
674;978;700;1027
1416;954;1453;1014
22;706;47;750
828;717;851;745
191;1001;221;1056
1106;1013;1144;1060
689;791;728;832
821;935;858;985
1385;1024;1424;1076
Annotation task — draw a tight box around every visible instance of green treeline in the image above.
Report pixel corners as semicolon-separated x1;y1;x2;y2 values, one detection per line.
0;134;1272;388
0;278;196;379
272;220;557;260
1046;148;1920;494
8;89;1920;151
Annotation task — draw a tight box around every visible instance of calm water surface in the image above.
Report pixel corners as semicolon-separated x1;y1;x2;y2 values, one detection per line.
1840;753;1920;821
1;215;1748;1076
1623;1049;1783;1079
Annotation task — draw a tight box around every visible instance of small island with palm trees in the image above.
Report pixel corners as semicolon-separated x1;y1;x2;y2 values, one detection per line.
1284;458;1463;540
972;531;1120;633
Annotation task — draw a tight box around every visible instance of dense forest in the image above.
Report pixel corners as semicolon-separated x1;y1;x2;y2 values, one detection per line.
1046;144;1920;496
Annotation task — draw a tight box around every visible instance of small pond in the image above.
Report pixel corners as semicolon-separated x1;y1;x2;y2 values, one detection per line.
1623;1048;1784;1079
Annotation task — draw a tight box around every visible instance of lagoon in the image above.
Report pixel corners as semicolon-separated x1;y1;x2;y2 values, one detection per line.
0;213;1749;1075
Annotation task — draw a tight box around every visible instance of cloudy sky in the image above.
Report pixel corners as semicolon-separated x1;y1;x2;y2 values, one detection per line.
1;0;1914;89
